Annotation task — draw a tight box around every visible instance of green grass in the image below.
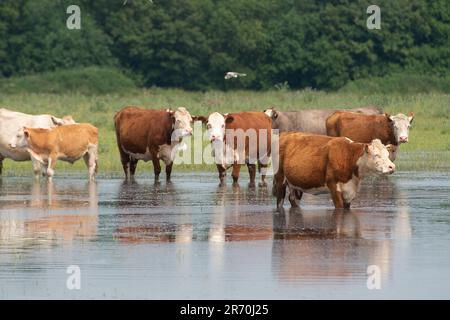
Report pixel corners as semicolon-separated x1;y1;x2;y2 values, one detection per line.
0;88;449;177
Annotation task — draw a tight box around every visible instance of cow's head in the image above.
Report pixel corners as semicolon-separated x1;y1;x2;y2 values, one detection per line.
263;108;278;119
204;112;235;142
51;115;76;126
169;107;193;141
387;112;414;143
9;127;31;149
386;144;398;162
361;139;395;175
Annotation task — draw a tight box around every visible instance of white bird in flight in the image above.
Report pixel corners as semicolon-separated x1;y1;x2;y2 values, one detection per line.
224;72;247;80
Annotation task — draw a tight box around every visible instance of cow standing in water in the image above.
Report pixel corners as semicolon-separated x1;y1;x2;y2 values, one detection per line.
273;133;395;209
0;108;75;176
10;124;98;181
196;111;272;187
114;107;193;182
264;106;382;134
326;111;414;161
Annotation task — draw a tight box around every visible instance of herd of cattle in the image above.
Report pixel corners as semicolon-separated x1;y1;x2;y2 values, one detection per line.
0;105;414;209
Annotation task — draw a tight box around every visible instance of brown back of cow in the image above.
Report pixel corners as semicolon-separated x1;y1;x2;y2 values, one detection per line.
326;111;396;145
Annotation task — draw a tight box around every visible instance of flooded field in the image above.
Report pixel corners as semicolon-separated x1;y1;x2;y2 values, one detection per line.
0;171;449;299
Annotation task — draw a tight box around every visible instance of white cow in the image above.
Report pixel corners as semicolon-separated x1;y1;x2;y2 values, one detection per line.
0;108;75;176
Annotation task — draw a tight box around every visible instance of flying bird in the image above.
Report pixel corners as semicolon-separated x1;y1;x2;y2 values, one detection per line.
224;72;247;80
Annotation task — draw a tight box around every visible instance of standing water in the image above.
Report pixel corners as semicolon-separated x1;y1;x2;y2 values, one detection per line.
0;172;449;299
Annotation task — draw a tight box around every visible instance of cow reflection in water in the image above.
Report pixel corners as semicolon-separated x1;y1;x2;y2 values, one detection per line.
114;180;188;243
272;176;411;284
0;180;98;247
112;177;410;286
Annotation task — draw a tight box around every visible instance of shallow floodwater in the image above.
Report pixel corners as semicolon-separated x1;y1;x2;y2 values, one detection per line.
0;171;449;299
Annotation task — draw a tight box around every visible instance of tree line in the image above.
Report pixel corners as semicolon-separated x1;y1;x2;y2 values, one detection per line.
0;0;449;90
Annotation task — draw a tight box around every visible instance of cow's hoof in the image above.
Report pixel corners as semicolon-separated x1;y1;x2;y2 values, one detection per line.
276;206;285;214
258;181;267;188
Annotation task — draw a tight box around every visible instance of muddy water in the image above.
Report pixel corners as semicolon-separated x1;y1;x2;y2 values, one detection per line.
0;172;449;299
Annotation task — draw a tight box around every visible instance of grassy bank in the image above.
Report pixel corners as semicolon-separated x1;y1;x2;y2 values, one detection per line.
0;88;449;177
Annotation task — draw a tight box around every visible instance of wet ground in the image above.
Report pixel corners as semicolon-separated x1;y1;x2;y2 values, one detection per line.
0;171;449;299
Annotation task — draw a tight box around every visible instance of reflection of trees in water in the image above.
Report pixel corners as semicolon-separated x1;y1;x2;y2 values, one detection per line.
0;180;98;248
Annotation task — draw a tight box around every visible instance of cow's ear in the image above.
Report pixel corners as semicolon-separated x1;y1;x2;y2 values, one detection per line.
408;112;414;123
225;115;234;124
386;144;397;153
272;110;278;119
51;116;64;126
192;116;208;123
385;113;393;122
63;115;75;124
23;128;30;139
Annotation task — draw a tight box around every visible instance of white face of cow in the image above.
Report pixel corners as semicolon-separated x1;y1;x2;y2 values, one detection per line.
171;107;193;141
390;113;414;143
51;115;76;126
361;139;396;175
264;108;274;118
207;112;226;142
9;128;29;149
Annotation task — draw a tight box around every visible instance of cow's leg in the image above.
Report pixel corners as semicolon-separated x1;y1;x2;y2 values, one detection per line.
129;158;138;178
327;182;344;209
232;164;241;185
258;162;268;187
152;157;161;182
166;162;173;182
46;153;57;181
83;147;98;181
216;164;226;186
288;188;303;208
31;157;42;179
0;155;4;175
120;153;130;180
273;172;286;210
247;163;257;187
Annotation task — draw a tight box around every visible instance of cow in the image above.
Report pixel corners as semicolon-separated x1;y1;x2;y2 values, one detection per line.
326;111;414;161
264;106;382;134
273;132;395;209
114;106;193;182
195;111;272;186
0;108;75;175
9;124;98;180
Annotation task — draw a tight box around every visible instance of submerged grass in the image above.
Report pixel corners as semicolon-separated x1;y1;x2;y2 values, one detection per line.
0;88;449;177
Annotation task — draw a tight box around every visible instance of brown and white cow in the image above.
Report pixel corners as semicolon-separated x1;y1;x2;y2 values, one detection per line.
114;106;193;181
326;111;414;161
273;133;395;209
196;111;272;186
10;124;98;180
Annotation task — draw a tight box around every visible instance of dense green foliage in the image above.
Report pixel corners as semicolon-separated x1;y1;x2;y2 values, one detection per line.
1;0;449;91
0;66;137;94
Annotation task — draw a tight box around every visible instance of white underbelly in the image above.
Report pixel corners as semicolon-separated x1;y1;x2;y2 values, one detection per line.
0;145;31;161
287;180;329;195
122;143;182;165
123;146;153;162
